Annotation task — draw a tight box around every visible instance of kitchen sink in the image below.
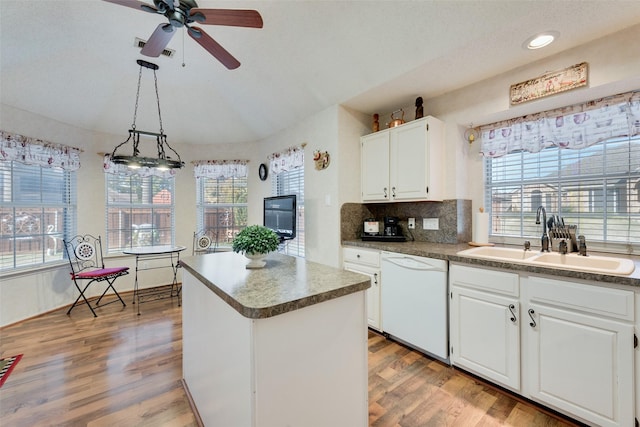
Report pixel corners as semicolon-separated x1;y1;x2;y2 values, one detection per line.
457;246;539;262
531;252;635;275
457;246;636;276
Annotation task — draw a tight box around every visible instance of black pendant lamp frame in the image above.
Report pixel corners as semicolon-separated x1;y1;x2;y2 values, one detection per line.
110;60;184;170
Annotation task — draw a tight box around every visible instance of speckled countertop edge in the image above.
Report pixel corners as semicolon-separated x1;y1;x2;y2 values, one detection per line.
180;252;371;319
342;240;640;287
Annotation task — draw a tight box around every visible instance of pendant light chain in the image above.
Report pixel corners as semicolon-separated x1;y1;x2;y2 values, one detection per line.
131;64;143;130
153;68;164;135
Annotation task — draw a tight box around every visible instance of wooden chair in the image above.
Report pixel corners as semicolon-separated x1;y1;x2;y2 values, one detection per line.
63;234;129;317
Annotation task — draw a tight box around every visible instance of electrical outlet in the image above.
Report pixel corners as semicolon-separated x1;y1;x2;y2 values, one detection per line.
408;217;415;229
423;218;439;230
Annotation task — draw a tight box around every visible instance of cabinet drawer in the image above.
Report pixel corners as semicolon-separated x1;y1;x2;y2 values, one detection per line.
343;247;380;267
525;275;634;321
450;263;519;297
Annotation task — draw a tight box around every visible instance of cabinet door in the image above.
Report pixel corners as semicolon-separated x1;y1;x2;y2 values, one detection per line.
361;130;390;202
390;117;444;201
450;286;520;390
526;303;634;427
344;263;381;331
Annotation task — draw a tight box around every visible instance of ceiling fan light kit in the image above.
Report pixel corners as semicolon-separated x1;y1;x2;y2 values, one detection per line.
110;59;184;171
103;0;263;69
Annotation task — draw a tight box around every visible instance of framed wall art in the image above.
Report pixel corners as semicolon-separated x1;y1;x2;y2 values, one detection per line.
510;62;588;105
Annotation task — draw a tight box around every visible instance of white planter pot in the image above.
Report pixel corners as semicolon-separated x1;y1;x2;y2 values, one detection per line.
245;253;267;269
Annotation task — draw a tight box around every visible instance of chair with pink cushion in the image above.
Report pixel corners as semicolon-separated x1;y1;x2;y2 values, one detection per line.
63;234;129;317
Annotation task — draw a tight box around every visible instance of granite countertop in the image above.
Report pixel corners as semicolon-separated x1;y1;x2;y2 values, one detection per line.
179;251;371;319
342;240;640;287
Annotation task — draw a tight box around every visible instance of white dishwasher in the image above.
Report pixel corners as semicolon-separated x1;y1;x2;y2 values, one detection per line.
381;251;448;361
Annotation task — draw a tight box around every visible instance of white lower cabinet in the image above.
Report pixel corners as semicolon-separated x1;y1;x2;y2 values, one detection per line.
523;275;634;427
450;263;636;427
450;265;520;391
343;247;381;331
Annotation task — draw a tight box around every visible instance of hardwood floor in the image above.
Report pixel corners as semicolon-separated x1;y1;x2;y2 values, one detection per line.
0;292;581;426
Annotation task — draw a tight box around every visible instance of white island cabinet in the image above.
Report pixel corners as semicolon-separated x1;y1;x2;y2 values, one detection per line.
180;252;370;427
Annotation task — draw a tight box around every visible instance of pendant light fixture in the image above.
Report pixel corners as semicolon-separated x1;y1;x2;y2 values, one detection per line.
110;59;184;170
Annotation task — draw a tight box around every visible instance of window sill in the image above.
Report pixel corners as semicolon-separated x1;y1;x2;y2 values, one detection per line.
0;261;69;279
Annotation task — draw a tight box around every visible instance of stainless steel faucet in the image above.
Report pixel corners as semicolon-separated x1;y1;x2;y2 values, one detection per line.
535;206;550;252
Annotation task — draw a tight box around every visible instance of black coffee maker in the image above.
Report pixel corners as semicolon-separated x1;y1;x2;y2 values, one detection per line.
384;216;400;236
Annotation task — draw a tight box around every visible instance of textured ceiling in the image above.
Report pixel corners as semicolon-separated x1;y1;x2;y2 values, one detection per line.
2;0;640;145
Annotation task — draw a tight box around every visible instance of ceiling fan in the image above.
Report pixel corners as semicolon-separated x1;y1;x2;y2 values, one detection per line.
103;0;263;69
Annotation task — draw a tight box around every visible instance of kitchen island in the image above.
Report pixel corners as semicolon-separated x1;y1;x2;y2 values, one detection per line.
179;251;371;427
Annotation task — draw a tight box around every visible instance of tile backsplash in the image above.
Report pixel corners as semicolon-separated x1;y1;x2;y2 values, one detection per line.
341;200;472;244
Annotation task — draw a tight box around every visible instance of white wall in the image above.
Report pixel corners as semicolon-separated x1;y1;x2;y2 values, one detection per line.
386;24;640;212
253;105;345;267
2;24;638;326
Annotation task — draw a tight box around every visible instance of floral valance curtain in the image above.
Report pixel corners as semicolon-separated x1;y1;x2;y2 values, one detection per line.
103;154;178;178
0;130;82;171
268;145;305;175
480;90;640;158
192;160;249;179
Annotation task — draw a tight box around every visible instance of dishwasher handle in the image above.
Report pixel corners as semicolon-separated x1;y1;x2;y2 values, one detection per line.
382;256;444;272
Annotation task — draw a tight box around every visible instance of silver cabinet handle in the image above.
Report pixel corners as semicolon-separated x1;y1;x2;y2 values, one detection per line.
373;273;378;286
508;304;517;323
384;187;388;198
392;187;396;198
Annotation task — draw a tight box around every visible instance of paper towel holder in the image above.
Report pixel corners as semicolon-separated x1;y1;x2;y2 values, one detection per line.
469;207;495;247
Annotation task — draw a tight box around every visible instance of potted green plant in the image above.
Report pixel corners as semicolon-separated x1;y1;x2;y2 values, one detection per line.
232;225;280;268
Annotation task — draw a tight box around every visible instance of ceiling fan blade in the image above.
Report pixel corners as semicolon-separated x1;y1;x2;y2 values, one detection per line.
189;9;263;28
141;24;176;57
188;26;241;70
102;0;158;13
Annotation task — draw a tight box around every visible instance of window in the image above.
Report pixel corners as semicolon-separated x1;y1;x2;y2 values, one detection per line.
0;161;77;270
196;176;248;247
485;134;640;252
105;174;175;252
272;167;305;257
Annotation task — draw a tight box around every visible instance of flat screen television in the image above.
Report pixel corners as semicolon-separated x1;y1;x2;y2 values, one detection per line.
264;195;297;241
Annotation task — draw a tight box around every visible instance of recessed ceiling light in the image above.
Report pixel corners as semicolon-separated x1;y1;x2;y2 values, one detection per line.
523;31;559;50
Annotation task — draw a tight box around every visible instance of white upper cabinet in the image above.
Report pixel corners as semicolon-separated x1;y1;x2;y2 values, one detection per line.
360;129;390;202
361;116;444;202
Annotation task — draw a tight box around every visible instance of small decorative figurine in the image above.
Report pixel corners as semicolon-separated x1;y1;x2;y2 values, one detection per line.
415;97;424;119
372;114;380;132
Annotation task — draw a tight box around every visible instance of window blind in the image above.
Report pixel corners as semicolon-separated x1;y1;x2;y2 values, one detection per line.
485;135;640;253
105;174;175;252
0;161;77;270
196;176;248;247
272;167;305;257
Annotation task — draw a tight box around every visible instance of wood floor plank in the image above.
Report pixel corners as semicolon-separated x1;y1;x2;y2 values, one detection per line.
1;295;584;426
